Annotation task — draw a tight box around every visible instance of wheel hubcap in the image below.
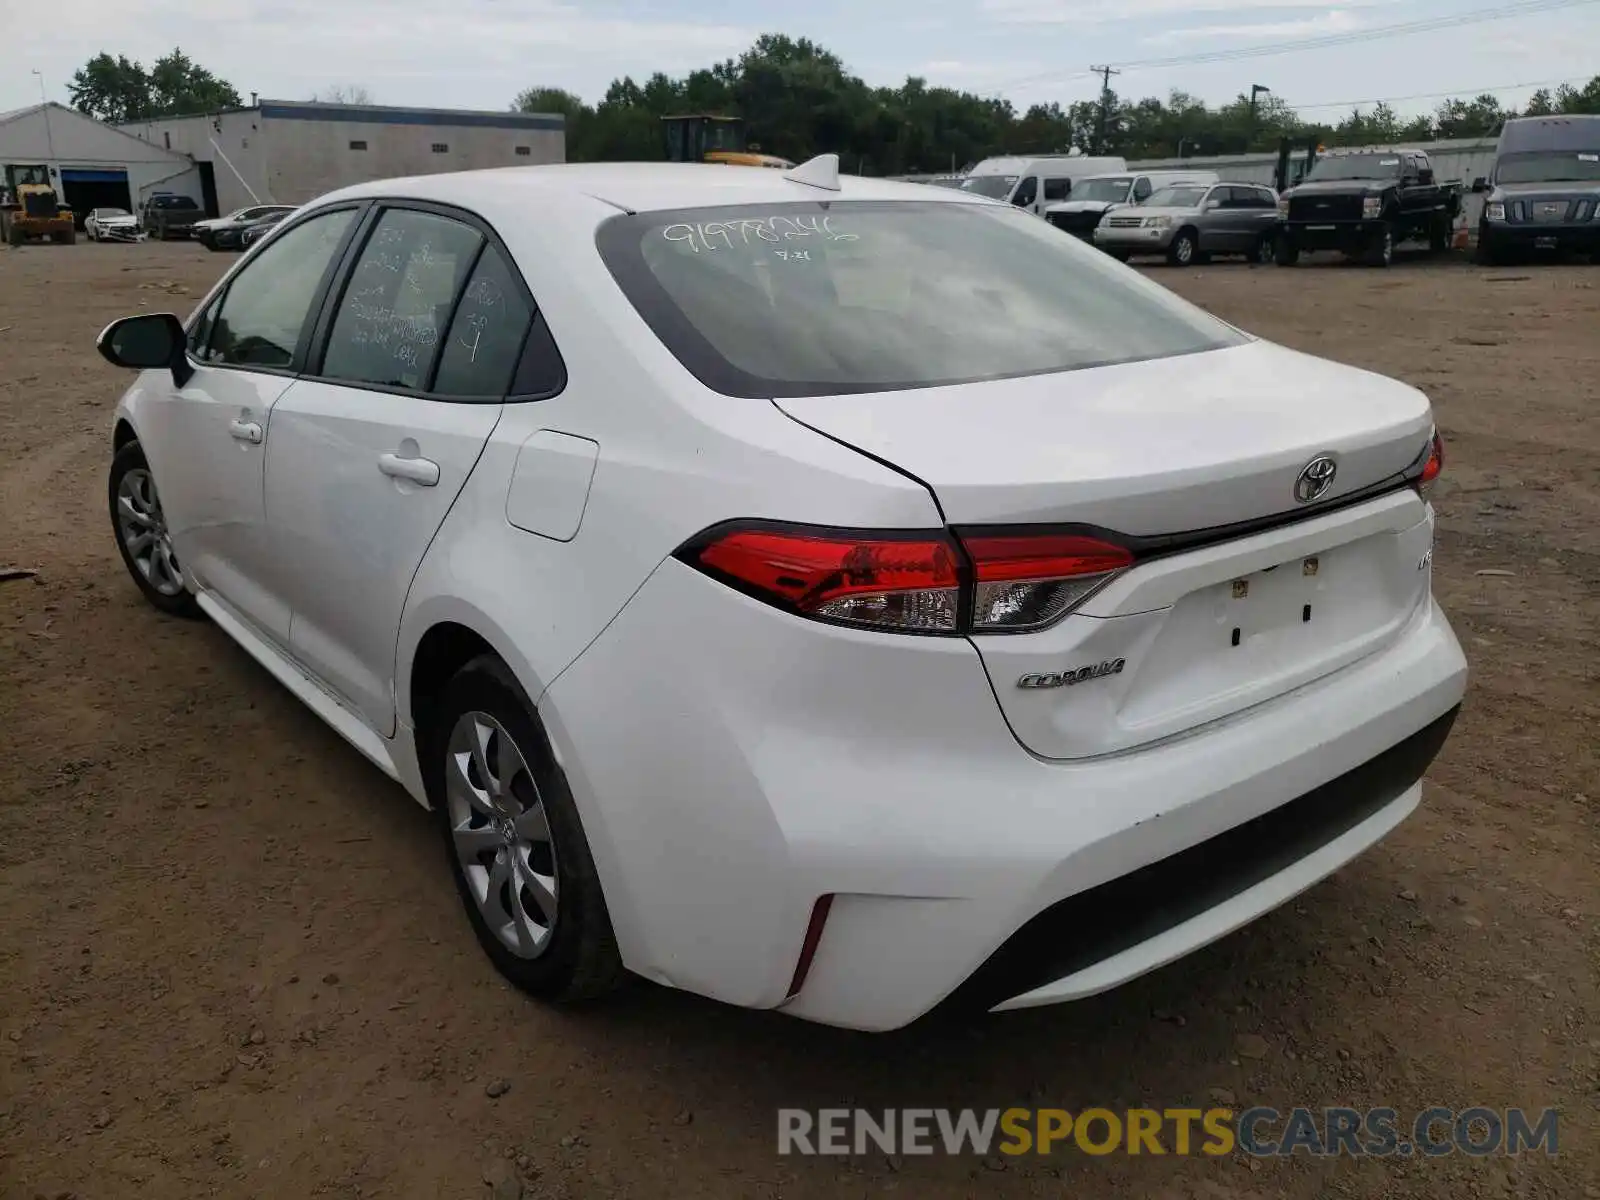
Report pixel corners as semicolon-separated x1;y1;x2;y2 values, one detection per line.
444;711;558;959
1177;238;1192;263
116;469;184;596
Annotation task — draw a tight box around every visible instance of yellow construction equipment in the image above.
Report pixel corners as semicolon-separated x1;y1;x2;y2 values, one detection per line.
662;114;794;170
1;183;77;246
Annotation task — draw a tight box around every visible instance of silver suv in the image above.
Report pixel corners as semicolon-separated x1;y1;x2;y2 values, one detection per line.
1094;181;1281;266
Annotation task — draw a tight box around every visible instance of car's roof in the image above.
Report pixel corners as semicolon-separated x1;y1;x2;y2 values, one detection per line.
318;161;996;216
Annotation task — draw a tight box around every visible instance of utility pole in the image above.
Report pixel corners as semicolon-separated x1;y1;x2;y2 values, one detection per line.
1090;64;1120;155
1249;84;1271;150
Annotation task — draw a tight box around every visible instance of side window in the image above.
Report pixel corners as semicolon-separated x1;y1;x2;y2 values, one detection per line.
1257;187;1278;208
1011;176;1038;208
321;208;483;391
1133;177;1153;202
1042;177;1071;202
432;245;533;397
207;208;358;369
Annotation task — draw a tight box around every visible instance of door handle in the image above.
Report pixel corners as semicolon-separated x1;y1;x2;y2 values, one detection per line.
229;419;263;444
378;452;440;487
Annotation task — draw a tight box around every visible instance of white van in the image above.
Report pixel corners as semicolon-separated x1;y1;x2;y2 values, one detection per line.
1043;170;1222;238
957;155;1128;217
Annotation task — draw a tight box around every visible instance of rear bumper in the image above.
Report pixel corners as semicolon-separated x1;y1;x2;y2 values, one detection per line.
542;550;1467;1031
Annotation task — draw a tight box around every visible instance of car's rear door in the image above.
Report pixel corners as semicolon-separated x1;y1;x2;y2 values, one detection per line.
260;202;532;736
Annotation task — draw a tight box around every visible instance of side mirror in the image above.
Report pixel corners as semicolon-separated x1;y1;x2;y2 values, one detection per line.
1471;176;1488;193
96;313;192;387
1204;198;1222;210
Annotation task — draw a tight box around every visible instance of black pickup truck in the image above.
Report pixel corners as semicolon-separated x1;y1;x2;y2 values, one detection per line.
1276;149;1463;267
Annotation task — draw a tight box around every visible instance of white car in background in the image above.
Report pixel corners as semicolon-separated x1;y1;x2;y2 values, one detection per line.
94;157;1466;1031
84;207;142;242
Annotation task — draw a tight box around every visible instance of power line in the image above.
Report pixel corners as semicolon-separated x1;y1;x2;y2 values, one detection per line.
1287;75;1596;114
1090;64;1120;152
994;0;1600;92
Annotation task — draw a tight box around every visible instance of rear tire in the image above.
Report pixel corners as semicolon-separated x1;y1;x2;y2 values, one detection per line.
424;655;626;1003
1253;232;1276;265
108;440;202;618
1167;228;1198;267
1429;217;1450;254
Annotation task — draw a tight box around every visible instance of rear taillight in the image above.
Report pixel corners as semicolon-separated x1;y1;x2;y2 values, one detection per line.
1410;429;1444;498
677;523;1133;635
963;533;1134;632
690;525;962;632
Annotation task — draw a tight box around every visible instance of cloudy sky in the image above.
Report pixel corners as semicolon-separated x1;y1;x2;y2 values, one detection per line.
8;0;1599;121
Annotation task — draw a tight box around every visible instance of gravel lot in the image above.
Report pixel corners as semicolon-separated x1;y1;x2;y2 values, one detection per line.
1;240;1595;1200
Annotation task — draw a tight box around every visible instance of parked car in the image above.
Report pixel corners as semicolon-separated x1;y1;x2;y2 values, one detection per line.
195;204;299;251
93;159;1465;1032
1093;181;1281;265
235;208;294;251
1473;114;1600;264
1044;170;1220;240
140;193;204;240
84;207;142;242
959;155;1128;217
1276;148;1462;267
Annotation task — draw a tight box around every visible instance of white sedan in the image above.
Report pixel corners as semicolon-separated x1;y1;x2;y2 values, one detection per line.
84;207;141;241
93;157;1467;1031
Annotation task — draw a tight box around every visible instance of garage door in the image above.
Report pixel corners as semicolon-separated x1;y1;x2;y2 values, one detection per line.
60;168;132;229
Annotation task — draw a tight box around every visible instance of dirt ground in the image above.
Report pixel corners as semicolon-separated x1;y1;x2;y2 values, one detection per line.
1;240;1596;1200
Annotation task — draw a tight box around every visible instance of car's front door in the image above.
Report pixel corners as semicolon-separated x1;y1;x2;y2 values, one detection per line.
142;205;362;646
262;204;533;735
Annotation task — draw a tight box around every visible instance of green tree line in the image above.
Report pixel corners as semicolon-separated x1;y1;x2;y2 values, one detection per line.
61;39;1600;168
517;34;1600;170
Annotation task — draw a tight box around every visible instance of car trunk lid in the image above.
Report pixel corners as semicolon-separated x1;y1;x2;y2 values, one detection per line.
775;340;1437;758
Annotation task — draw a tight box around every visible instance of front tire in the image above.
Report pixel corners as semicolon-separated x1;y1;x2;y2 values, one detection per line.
1274;236;1300;266
425;656;626;1003
108;440;201;617
1167;228;1198;267
1364;221;1394;267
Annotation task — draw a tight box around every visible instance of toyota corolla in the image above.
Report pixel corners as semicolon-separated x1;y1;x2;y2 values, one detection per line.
94;157;1466;1031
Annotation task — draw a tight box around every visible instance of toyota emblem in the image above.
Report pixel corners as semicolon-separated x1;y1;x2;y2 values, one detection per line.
1294;455;1338;504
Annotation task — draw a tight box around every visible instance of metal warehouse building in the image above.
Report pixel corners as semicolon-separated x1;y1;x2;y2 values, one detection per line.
1;102;203;221
118;100;565;216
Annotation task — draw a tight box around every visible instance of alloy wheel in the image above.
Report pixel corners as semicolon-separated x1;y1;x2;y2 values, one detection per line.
444;711;559;959
115;469;185;596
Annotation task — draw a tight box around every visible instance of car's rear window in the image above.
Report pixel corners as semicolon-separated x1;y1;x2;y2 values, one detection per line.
595;201;1245;398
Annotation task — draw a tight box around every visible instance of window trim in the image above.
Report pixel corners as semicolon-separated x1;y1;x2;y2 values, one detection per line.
184;201;371;380
299;197;566;405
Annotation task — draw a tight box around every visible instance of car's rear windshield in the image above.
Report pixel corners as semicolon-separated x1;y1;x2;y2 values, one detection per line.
1496;150;1600;184
595;201;1246;398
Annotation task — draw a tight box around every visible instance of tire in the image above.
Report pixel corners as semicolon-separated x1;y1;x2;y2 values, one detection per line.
1104;249;1130;263
108;440;202;618
1364;221;1394;268
1429;218;1450;254
1274;237;1300;266
1252;232;1276;265
1166;228;1198;267
8;225;23;248
1475;228;1508;266
424;655;626;1003
63;228;76;245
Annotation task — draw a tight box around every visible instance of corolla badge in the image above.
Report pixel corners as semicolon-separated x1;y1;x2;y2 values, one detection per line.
1294;455;1338;504
1017;659;1126;689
